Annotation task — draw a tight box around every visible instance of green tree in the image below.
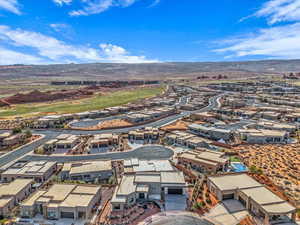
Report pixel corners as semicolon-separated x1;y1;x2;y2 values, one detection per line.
25;129;32;138
12;127;22;134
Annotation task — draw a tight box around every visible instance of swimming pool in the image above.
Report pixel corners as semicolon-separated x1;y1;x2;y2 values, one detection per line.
231;162;248;172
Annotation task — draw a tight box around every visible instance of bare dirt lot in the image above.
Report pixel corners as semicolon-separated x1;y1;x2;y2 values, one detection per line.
234;144;300;206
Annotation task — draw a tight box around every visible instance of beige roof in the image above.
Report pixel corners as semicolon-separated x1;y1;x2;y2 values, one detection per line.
61;163;72;172
208;174;262;191
0;197;13;207
261;202;296;214
0;132;11;138
197;151;228;164
161;171;185;184
21;190;46;206
241;186;284;205
36;197;51;203
21;183;101;209
136;184;149;193
60;194;94;207
69;161;112;175
0;179;33;196
43;184;76;202
94;134;114;140
127;159;174;173
257;121;296;129
187;137;211;144
180;152;218;166
180;150;228;165
2;161;56;176
134;173;161;183
111;192;127;203
238;129;287;137
72;185;100;195
117;175;136;195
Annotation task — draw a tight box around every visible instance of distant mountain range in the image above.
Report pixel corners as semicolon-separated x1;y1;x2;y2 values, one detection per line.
1;60;300;80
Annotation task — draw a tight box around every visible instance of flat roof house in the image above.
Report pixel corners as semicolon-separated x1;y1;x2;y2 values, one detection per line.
128;127;159;141
20;184;101;220
125;113;152;123
123;158;174;174
165;131;211;149
207;173;296;225
111;171;186;211
256;121;297;134
285;112;300;122
188;123;233;142
60;161;113;183
0;179;33;217
88;134;120;153
0;161;57;183
177;149;229;174
54;135;80;154
2;133;25;147
111;159;186;211
0;132;11;147
237;129;288;144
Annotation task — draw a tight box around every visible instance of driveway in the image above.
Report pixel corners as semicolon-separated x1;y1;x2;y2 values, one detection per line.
164;194;187;211
204;200;248;225
139;211;214;225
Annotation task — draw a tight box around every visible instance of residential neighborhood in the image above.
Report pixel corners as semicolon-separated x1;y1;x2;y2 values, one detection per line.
0;80;299;225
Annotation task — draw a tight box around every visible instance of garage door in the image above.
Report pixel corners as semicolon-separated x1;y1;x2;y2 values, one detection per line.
222;193;234;200
61;212;74;219
168;188;183;195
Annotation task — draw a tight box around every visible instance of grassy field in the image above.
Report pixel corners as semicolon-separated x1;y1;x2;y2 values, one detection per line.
0;86;164;119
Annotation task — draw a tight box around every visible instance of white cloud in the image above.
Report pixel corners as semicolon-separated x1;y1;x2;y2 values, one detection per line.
0;25;158;64
53;0;72;6
50;23;69;32
215;0;300;59
69;0;138;16
149;0;160;8
214;23;300;59
69;0;113;16
0;47;45;65
254;0;300;24
0;0;21;15
100;43;159;63
0;25;101;61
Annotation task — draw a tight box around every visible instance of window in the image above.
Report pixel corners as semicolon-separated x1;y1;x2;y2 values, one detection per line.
48;211;57;219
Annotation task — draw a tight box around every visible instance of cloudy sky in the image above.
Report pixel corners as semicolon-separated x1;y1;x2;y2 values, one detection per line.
1;0;300;64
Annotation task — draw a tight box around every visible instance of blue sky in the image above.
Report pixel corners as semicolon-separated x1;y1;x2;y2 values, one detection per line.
1;0;300;64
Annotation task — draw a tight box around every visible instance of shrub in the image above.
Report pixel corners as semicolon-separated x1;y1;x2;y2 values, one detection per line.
25;129;32;138
193;201;206;210
12;127;22;134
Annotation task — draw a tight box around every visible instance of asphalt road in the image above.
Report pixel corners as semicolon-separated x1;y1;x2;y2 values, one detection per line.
0;94;222;166
69;115;125;128
22;145;174;163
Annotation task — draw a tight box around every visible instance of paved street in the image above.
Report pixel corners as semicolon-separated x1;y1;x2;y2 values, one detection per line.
22;145;174;163
0;94;222;167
